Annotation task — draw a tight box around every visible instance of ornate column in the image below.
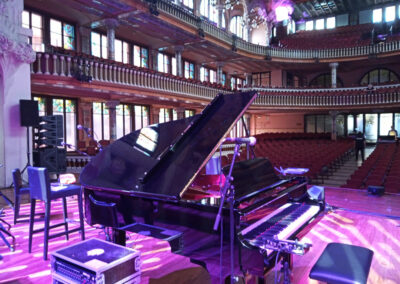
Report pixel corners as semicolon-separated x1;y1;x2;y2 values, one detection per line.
174;46;184;77
0;0;36;186
330;111;339;141
216;4;224;29
105;19;119;61
105;100;119;141
150;49;158;71
79;26;91;55
266;20;273;47
216;62;224;84
330;62;339;88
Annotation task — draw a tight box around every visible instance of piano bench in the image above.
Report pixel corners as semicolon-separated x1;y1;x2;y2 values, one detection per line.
309;243;373;284
120;223;183;254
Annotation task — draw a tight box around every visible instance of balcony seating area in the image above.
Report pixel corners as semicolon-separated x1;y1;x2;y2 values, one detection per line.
279;24;374;50
218;133;353;182
342;143;400;193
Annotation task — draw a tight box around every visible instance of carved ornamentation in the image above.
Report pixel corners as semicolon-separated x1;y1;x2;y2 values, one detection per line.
0;32;36;63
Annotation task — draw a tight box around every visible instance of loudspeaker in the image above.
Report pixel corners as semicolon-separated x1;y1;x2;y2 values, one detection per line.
368;185;385;196
20;100;39;127
34;115;64;147
33;148;66;173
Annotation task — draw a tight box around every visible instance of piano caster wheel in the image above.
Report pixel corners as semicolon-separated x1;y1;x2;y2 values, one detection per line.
224;275;245;284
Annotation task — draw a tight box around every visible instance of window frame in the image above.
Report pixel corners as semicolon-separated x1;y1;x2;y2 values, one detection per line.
49;18;76;50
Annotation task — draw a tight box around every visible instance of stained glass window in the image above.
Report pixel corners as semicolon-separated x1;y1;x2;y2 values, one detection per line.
159;108;170;123
184;61;194;79
34;97;46;116
116;104;132;138
50;18;75;50
134;105;149;130
63;24;75;50
222;73;226;86
92;102;110;140
141;48;148;68
133;45;149;68
185;110;195;118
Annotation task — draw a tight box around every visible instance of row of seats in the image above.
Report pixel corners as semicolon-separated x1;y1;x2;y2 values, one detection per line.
342;143;400;192
77;139;110;155
218;134;353;182
278;24;374;50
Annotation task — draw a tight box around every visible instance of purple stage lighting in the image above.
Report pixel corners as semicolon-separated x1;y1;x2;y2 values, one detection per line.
272;0;294;22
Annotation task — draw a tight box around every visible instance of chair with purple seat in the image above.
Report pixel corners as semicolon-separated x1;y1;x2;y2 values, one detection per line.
309;242;373;284
27;166;85;260
12;168;31;224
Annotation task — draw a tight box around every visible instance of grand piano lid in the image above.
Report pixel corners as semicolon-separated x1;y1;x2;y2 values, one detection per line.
80;91;258;202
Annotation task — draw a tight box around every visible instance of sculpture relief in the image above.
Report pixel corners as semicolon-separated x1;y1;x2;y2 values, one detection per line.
0;0;35;64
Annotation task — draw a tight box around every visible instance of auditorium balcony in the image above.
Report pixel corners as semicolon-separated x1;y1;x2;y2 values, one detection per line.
31;50;400;110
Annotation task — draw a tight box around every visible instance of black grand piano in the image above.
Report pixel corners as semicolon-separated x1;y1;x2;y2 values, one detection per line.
80;91;324;279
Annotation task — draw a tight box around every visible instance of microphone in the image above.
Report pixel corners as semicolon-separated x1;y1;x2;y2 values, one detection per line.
224;137;256;146
77;124;91;131
61;141;72;148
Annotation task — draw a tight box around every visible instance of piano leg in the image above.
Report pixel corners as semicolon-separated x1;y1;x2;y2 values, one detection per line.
112;228;126;246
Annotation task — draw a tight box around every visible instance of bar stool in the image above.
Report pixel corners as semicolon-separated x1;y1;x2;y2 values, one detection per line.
27;166;85;260
309;242;374;284
12;168;31;224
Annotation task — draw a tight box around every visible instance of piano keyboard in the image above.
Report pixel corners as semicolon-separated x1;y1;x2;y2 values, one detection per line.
240;203;320;248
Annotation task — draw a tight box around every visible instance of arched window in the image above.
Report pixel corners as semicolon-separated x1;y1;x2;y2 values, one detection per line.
179;0;193;9
359;68;399;85
309;73;343;88
230;16;247;39
200;0;218;23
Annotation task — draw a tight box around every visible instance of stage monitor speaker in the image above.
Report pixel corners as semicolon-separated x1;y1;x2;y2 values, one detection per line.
368;185;384;196
20;99;39;127
33;148;66;173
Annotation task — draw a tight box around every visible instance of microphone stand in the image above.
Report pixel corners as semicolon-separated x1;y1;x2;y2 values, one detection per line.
213;143;241;284
78;126;103;152
63;143;90;157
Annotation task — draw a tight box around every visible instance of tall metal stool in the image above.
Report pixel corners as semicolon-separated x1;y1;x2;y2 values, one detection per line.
27;166;85;260
309;242;374;284
12;168;31;224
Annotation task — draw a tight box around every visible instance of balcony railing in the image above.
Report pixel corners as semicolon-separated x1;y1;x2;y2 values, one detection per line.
31;51;230;100
244;85;400;108
31;51;400;109
157;0;400;60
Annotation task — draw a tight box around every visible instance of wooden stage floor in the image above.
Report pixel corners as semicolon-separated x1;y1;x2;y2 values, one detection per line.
0;187;399;284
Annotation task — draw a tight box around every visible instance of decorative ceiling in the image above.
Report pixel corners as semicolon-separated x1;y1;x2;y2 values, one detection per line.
291;0;398;21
